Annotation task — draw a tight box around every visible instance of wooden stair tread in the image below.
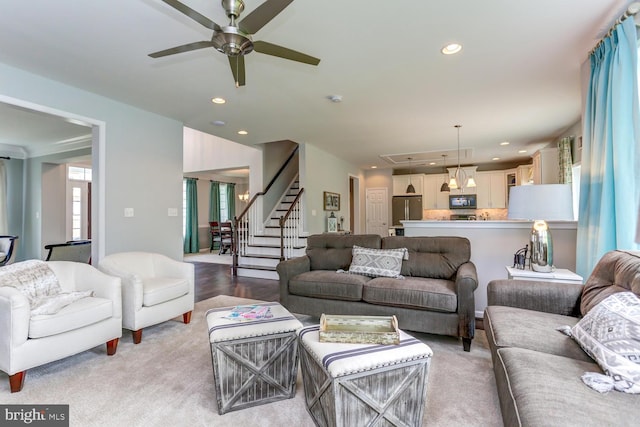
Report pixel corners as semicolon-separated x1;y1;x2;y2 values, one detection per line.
237;264;277;271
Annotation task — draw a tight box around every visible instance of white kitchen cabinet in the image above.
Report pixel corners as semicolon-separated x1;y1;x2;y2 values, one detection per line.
422;174;450;210
475;171;506;208
392;174;424;196
532;148;559;184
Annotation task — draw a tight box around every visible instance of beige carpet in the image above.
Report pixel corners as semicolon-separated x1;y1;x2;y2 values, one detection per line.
1;296;502;426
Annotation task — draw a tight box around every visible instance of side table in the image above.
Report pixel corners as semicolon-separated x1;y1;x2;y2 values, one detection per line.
505;266;583;285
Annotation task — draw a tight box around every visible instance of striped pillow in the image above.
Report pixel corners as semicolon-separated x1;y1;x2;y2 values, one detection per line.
348;245;408;278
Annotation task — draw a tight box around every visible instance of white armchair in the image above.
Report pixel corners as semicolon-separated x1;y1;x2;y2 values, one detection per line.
0;261;122;392
98;252;194;344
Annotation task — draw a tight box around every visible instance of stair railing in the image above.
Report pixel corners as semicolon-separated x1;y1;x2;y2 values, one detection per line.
279;188;304;261
233;146;300;275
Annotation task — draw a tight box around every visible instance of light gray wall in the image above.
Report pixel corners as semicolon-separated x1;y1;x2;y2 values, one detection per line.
1;62;185;261
40;163;66;255
299;143;362;234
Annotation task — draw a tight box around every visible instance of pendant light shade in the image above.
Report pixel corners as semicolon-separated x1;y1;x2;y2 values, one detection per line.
440;154;450;192
449;124;475;190
406;157;416;193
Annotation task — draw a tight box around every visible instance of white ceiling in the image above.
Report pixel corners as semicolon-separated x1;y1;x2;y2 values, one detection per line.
0;0;631;170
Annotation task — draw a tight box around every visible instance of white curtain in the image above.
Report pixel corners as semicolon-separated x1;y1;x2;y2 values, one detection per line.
0;160;7;234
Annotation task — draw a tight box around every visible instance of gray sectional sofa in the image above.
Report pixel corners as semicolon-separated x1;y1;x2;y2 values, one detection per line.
276;234;478;351
484;250;640;426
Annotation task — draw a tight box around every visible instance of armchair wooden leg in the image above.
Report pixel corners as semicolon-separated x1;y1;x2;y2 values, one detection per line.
462;337;471;352
183;311;192;324
132;329;142;344
106;338;119;355
9;371;25;393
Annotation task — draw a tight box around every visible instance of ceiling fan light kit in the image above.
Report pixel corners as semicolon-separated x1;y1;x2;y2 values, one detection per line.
149;0;320;87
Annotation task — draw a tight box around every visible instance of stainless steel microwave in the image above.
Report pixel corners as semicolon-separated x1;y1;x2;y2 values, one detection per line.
449;194;477;209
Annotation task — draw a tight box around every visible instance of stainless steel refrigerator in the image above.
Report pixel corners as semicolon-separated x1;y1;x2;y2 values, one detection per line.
392;195;423;226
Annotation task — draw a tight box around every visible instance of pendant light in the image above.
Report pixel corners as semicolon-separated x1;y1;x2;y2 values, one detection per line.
448;125;462;190
448;124;476;190
440;154;450;192
406;157;416;193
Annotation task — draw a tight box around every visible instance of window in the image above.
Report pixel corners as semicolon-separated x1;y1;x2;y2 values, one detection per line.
219;183;229;222
68;166;91;181
67;165;91;241
71;187;82;240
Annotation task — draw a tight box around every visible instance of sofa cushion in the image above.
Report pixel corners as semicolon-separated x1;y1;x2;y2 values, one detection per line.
348;245;408;278
289;270;369;301
382;236;470;279
484;305;592;362
142;277;190;307
306;234;381;271
563;292;640;393
29;296;113;339
495;347;640;427
580;250;640;315
363;277;457;313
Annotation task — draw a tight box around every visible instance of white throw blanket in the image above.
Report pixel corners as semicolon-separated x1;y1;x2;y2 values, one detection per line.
0;259;92;315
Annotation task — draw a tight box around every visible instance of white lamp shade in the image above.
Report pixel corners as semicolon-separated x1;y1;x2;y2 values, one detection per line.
508;184;574;220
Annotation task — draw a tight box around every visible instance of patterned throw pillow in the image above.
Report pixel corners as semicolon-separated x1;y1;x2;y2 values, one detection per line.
561;292;640;394
348;245;408;278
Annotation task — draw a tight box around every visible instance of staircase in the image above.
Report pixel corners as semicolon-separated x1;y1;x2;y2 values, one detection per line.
236;179;307;279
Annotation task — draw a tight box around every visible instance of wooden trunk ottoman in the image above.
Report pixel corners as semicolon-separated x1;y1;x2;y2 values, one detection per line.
205;302;303;414
298;325;433;427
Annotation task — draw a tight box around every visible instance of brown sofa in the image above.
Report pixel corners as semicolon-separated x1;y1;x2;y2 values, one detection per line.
484;250;640;426
276;234;478;351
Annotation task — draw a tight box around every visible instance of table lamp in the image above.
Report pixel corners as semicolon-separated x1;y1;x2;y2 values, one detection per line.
508;184;574;272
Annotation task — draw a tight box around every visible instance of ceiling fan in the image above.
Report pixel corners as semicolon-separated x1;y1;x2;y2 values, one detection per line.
149;0;320;87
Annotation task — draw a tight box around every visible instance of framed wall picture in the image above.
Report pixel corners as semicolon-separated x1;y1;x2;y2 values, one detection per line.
323;191;340;211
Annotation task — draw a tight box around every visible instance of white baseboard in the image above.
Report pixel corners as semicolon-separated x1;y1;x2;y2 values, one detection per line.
475;310;484;319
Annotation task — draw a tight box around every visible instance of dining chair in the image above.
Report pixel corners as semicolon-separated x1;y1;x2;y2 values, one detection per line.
0;235;19;267
44;240;92;263
219;222;233;255
209;221;221;252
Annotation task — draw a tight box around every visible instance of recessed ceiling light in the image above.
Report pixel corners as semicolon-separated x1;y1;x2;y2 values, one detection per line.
500;141;510;146
371;166;377;169
492;157;500;161
237;130;248;135
211;120;226;126
441;43;462;55
327;95;343;103
429;162;436;166
518;149;527;154
212;97;226;104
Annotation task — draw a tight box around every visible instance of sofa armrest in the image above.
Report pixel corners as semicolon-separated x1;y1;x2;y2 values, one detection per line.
455;261;478;341
0;288;31;360
487;279;582;316
276;255;311;304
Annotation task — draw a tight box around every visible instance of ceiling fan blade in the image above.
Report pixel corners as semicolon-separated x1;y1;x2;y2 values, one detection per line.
161;0;221;31
228;56;246;87
253;40;320;66
149;41;213;58
238;0;294;34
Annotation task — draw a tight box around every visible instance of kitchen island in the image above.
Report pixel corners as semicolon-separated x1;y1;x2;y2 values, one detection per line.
401;220;578;318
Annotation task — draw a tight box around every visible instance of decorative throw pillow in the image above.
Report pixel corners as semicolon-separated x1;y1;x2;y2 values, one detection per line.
347;245;408;278
559;292;640;394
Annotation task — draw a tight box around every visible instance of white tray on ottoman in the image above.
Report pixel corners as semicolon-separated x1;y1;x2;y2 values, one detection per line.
298;325;433;427
205;302;303;414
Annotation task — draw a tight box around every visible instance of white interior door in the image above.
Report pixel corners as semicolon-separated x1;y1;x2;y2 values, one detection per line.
365;188;389;236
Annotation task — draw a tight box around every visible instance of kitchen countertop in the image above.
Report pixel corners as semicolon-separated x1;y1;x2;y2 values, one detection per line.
401;220;577;230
